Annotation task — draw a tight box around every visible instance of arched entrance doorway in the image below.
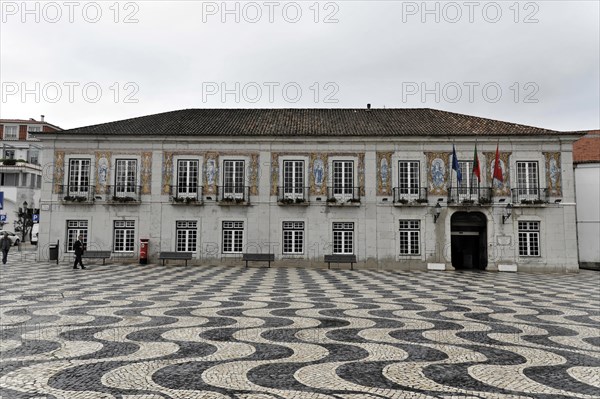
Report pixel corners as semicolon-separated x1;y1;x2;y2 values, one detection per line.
451;212;488;270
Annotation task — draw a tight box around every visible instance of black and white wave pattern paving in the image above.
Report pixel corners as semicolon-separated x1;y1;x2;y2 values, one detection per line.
1;260;599;399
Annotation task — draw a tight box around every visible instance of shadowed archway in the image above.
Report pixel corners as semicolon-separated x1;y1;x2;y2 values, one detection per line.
451;212;488;270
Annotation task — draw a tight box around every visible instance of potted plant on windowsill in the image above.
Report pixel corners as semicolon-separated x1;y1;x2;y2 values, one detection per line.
112;196;136;203
396;198;409;205
478;197;492;205
326;197;338;204
415;198;428;204
348;198;361;204
63;195;89;202
279;197;295;205
461;199;475;205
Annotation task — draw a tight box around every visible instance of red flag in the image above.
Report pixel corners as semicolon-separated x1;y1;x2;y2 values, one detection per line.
472;144;481;183
493;143;503;182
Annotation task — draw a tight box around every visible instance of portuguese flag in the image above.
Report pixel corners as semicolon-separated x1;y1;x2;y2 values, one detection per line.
472;144;481;183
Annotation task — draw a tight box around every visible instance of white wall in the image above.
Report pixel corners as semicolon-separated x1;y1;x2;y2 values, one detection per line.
575;163;600;266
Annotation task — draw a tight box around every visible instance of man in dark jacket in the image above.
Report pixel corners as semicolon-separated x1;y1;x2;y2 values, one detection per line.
73;234;86;269
0;232;11;265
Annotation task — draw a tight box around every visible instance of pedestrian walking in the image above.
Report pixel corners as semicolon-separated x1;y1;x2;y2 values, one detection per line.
73;235;86;269
0;232;10;265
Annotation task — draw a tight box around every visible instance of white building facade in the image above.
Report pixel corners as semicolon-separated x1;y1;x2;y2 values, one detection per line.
35;109;581;272
573;130;600;270
1;118;61;238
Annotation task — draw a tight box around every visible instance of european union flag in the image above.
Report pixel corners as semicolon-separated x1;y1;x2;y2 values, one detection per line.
452;145;462;184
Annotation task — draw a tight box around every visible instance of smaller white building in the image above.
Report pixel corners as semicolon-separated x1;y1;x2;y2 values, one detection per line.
0;117;62;240
573;130;600;270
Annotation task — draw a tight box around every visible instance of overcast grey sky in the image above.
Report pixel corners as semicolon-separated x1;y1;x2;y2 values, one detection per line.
1;0;598;131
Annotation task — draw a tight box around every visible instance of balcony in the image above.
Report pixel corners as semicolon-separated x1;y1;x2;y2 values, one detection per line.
59;185;95;204
326;186;361;206
448;187;493;206
170;185;203;205
511;188;549;206
217;185;250;205
107;185;142;204
392;187;428;206
277;186;310;205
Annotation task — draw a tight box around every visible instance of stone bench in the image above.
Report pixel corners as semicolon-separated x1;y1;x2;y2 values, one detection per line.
324;254;357;270
242;253;275;268
159;252;193;266
81;250;112;265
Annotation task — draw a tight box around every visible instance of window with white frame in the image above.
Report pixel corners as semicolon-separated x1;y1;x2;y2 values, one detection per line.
398;161;420;196
518;221;540;256
457;161;477;196
283;221;304;254
176;221;197;252
3;149;15;159
333;222;354;254
115;159;137;194
332;160;354;197
516;161;539;198
29;149;40;165
28;126;42;138
114;221;135;252
399;220;420;256
66;220;88;252
3;126;18;140
177;160;199;197
222;160;245;198
283;160;304;198
68;159;91;195
222;221;243;253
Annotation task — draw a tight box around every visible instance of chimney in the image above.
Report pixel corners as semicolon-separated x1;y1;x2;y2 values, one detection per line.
367;103;371;111
40;115;45;122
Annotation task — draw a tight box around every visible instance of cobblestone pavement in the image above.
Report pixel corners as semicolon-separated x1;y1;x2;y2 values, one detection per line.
1;255;599;399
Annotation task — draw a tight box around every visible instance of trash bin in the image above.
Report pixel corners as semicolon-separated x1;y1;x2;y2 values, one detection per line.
49;245;58;262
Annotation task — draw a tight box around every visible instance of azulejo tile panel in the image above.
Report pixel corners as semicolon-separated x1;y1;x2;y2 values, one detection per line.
544;152;562;196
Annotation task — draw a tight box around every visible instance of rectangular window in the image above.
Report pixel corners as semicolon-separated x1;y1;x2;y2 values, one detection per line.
66;220;88;252
0;173;18;186
398;161;420;195
223;160;245;199
518;221;540;256
399;220;420;255
4;149;15;160
283;160;304;198
68;159;91;195
333;222;354;254
457;161;477;197
517;161;539;198
29;149;40;165
36;175;42;189
113;220;135;252
177;160;199;197
283;221;304;254
176;221;197;252
332;161;354;196
115;159;137;194
222;221;244;253
3;126;18;140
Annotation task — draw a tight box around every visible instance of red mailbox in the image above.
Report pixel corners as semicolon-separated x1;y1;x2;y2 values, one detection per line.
140;238;149;264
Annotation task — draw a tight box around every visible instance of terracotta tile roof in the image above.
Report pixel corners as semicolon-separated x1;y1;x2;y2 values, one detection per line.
38;108;578;137
573;130;600;164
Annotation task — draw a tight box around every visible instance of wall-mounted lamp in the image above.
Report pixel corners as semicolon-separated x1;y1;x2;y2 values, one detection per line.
554;199;562;204
433;203;441;223
502;203;512;224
